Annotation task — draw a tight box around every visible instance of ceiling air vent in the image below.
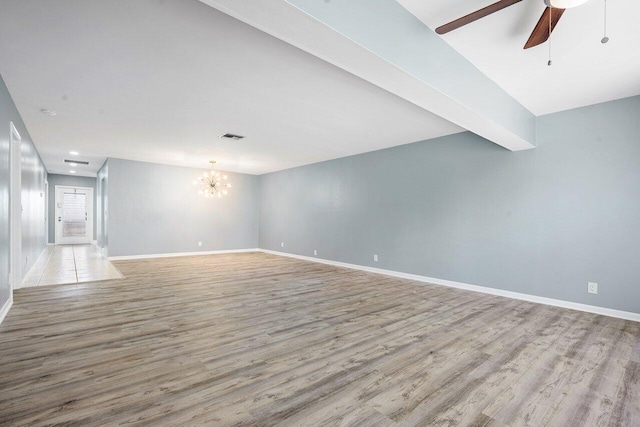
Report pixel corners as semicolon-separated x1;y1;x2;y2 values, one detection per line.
219;133;245;141
64;159;89;165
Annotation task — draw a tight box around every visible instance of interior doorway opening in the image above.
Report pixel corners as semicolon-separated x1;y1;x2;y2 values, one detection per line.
9;122;22;292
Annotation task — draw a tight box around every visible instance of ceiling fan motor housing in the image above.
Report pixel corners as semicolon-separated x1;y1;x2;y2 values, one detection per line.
544;0;589;8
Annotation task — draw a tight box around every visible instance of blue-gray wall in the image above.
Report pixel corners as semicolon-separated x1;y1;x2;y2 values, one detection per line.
0;73;47;313
47;174;98;243
106;158;259;257
259;96;640;314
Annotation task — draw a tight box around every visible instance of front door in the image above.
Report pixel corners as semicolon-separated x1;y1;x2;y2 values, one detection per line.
55;186;93;245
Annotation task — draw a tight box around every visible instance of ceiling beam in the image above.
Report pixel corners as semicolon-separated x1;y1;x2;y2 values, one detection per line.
199;0;536;151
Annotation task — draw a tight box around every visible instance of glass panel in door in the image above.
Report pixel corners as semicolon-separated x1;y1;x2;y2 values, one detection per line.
55;186;93;245
62;192;87;237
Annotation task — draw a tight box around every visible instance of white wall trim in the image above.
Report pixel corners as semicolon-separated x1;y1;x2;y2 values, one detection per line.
108;248;260;261
102;246;639;322
259;249;640;323
0;295;13;325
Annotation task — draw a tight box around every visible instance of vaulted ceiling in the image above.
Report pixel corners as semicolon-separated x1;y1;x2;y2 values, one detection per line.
397;0;640;115
0;0;637;177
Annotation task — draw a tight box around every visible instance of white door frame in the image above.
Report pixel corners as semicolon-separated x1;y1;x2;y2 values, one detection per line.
44;179;49;244
9;122;22;292
54;185;94;245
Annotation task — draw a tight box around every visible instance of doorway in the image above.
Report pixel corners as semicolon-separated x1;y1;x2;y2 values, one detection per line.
99;177;107;256
54;186;94;245
9;122;22;292
44;180;48;247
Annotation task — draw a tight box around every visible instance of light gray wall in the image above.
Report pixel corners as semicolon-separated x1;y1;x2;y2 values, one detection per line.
47;174;97;243
259;95;640;314
0;74;47;315
107;158;259;257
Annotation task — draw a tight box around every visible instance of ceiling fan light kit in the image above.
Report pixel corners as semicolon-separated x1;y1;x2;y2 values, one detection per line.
545;0;588;8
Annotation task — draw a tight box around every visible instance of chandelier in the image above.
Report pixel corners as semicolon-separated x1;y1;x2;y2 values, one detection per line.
194;160;231;198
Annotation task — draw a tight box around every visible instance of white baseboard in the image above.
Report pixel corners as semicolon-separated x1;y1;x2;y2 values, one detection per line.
0;295;13;325
108;248;260;261
259;249;640;323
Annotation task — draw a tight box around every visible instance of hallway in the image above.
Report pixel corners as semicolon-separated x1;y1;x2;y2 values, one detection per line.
22;245;123;287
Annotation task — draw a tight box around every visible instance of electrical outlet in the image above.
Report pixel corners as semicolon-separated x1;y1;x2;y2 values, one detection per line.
373;254;378;262
313;249;317;256
198;241;203;247
588;282;598;294
281;242;285;248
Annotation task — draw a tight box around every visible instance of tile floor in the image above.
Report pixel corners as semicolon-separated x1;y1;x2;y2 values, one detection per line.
22;244;124;287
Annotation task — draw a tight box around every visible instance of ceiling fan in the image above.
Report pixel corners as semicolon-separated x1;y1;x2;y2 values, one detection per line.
435;0;590;49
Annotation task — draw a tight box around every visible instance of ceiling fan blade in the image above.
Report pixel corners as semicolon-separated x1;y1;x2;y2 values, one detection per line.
436;0;523;35
523;7;565;49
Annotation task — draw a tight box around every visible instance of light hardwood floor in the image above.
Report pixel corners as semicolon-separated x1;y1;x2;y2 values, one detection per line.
0;252;638;426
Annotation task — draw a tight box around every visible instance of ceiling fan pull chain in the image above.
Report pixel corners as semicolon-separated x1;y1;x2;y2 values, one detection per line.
547;8;552;66
601;0;609;43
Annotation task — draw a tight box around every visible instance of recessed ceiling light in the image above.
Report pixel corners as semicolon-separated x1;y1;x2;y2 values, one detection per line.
69;162;78;167
69;151;79;156
69;170;76;174
40;108;57;116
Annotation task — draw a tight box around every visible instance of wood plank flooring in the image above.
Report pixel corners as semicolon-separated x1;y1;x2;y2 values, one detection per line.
0;252;638;426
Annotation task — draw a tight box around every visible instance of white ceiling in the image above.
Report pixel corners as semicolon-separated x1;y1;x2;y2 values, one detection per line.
2;0;637;177
397;0;640;116
201;0;537;152
0;0;462;176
